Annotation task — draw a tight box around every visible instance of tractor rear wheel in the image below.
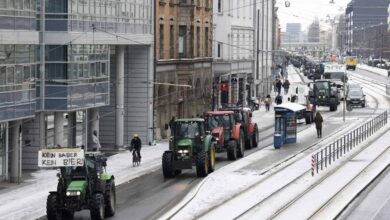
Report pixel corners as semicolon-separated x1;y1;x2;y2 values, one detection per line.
227;140;237;161
162;152;175;178
47;193;61;220
237;130;245;158
90;193;105;220
104;180;116;217
196;150;209;177
252;128;259;147
208;142;216;173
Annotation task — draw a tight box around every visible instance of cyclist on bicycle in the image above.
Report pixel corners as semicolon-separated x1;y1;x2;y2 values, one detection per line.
130;134;142;160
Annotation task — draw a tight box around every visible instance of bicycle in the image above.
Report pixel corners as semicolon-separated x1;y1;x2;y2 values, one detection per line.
132;150;140;167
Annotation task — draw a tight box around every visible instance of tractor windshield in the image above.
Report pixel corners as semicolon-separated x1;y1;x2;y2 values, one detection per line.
207;115;231;130
314;82;330;96
175;122;201;139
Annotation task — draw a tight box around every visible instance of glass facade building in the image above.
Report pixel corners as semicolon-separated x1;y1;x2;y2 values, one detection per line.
44;0;152;34
43;44;109;110
0;0;37;30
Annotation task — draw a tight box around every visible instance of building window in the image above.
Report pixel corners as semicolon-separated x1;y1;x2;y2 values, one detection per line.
178;26;186;58
170;25;175;58
217;43;222;58
160;24;164;59
218;0;222;13
196;26;200;57
205;27;209;57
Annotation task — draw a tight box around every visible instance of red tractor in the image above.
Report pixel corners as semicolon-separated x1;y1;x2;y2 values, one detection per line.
204;111;245;161
221;107;259;150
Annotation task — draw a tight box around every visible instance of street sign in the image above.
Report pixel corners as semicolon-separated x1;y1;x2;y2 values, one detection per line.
38;148;85;167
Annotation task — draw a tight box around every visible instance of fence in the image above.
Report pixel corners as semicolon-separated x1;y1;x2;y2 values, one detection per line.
311;111;388;176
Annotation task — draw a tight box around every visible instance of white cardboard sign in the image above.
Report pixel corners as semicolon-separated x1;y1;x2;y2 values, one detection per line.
38;148;85;167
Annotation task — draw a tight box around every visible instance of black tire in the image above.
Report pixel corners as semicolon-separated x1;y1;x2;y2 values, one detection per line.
347;103;353;111
162;152;175;178
104;180;116;217
362;103;365;108
252;128;259;147
90;193;105;220
227;140;237;161
47;193;61;220
208;142;216;173
237;130;245;158
196;150;209;177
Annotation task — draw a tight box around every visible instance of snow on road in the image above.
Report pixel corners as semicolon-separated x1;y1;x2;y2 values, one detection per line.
0;143;168;220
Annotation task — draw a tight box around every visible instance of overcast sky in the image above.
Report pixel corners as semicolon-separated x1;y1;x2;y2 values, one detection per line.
276;0;351;32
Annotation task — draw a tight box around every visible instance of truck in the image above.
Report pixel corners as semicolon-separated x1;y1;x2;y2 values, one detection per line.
204;111;245;160
308;80;339;112
162;118;216;178
38;148;116;220
323;64;348;100
345;56;358;70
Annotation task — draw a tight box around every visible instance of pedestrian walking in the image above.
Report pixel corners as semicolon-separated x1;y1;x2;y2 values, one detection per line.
314;112;323;138
265;94;272;112
130;134;142;160
280;69;284;79
283;79;290;95
273;79;277;92
276;79;282;95
91;130;101;152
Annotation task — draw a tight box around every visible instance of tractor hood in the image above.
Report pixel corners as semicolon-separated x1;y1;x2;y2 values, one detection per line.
176;139;193;147
67;180;87;191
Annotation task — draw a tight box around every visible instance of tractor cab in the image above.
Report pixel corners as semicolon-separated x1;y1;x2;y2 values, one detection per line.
204;111;235;144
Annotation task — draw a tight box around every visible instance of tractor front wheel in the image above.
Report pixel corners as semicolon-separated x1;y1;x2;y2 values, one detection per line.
90;193;105;220
227;140;237;161
208;142;216;173
237;130;245;158
196;150;209;177
47;193;61;220
162;152;175;178
104;180;116;217
252;128;259;147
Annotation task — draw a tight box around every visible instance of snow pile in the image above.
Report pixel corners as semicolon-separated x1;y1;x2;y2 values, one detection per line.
0;143;168;220
357;64;388;77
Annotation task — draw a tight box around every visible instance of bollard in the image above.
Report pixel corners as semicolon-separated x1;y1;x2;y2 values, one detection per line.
344;135;346;154
337;140;339;159
329;145;332;165
316;153;319;174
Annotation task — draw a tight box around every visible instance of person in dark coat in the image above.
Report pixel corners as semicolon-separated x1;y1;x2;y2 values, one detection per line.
130;134;142;159
283;79;290;95
314;112;323;138
275;94;283;105
276;79;282;94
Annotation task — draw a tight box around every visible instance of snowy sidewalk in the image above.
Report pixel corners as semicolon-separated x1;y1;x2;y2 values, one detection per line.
0;143;168;220
357;64;388;78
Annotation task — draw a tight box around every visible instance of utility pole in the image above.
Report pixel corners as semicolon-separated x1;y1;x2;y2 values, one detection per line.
256;9;260;98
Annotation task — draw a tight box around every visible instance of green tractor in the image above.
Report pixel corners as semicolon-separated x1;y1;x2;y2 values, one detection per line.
162;118;216;178
43;151;116;220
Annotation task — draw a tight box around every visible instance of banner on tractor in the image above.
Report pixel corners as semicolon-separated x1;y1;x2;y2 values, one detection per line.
38;148;85;167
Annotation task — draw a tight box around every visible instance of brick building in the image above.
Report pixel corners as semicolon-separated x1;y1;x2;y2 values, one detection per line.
155;0;213;139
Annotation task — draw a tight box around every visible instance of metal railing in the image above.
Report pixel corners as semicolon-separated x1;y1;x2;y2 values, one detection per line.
311;111;388;176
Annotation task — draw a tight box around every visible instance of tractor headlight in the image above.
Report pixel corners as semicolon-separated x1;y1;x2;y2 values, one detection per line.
66;191;81;197
215;138;219;141
183;149;189;154
178;149;189;154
